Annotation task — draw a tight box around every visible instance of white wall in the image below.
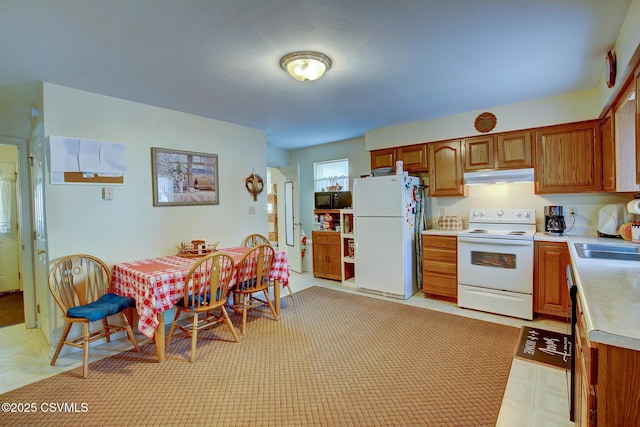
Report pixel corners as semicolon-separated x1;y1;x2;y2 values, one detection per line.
597;0;640;113
288;136;369;240
430;183;634;235
42;84;269;266
365;89;600;150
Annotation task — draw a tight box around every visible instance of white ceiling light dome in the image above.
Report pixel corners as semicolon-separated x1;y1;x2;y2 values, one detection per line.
280;51;332;82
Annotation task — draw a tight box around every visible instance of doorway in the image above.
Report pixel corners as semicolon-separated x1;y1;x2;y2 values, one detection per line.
0;138;36;330
0;154;24;327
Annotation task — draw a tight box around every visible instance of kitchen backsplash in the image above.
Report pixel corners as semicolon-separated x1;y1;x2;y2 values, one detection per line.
430;182;634;235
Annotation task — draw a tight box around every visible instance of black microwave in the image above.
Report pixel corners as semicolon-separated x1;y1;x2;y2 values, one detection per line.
315;191;352;209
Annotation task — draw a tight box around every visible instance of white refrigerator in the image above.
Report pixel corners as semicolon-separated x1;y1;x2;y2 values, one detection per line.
353;174;419;299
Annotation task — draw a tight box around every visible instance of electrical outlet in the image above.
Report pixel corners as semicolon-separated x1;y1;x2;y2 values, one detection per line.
568;206;577;216
439;207;446;216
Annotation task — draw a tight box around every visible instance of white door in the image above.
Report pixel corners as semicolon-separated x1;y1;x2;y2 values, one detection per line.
355;216;406;297
0;161;20;293
354;176;404;217
30;125;50;343
280;164;302;273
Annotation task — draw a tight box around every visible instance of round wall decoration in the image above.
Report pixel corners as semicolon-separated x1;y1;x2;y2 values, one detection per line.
474;112;497;133
245;172;264;201
606;50;616;88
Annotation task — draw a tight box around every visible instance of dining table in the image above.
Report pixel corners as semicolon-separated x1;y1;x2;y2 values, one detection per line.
111;246;291;362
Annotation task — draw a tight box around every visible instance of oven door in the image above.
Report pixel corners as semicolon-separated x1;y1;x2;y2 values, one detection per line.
458;236;533;293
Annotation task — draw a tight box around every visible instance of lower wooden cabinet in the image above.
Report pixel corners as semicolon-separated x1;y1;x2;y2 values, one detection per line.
312;231;341;281
574;286;640;425
422;234;457;301
534;241;570;317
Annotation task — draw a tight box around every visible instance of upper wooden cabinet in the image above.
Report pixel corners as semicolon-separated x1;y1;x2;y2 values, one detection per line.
427;140;466;197
496;131;533;169
397;144;428;172
601;111;615;192
463;135;494;171
602;77;640;192
370;148;396;170
370;144;428;173
635;67;640;184
534;120;602;194
463;131;532;171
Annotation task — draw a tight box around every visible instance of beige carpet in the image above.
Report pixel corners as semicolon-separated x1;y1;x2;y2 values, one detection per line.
0;286;519;427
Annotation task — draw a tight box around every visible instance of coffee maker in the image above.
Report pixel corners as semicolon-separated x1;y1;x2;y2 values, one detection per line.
544;206;566;235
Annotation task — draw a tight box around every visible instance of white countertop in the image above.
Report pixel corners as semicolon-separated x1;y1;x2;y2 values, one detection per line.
562;234;640;351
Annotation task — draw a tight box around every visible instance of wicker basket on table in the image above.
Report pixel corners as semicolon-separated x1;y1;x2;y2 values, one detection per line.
177;241;220;258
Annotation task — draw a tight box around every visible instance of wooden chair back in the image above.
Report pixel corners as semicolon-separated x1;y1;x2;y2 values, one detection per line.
241;233;271;248
48;254;111;313
235;244;275;292
181;252;235;310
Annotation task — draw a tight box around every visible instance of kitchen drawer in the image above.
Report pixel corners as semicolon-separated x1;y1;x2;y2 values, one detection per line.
423;248;456;263
422;273;458;297
423;259;457;275
423;235;457;250
311;231;340;245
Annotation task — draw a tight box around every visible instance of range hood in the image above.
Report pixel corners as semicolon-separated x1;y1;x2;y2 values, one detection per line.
463;168;534;185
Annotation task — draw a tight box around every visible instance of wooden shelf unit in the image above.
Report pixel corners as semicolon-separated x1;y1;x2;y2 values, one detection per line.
340;209;356;287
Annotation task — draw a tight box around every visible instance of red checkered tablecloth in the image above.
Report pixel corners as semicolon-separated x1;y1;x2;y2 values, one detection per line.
111;248;290;338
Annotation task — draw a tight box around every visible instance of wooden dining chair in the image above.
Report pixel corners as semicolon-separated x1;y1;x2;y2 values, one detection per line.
230;244;277;335
241;233;294;300
241;233;271;247
166;252;239;362
48;254;140;378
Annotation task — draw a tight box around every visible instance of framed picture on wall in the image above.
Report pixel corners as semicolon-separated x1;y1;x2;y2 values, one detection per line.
151;147;219;206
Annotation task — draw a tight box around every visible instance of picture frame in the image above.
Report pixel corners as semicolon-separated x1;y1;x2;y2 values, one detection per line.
151;147;219;206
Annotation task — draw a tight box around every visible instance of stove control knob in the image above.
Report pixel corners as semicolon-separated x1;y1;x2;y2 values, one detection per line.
524;212;531;218
480;211;486;217
473;211;480;218
497;209;504;217
516;211;523;217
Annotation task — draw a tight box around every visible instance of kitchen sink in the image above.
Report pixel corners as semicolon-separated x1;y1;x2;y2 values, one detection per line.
574;242;640;261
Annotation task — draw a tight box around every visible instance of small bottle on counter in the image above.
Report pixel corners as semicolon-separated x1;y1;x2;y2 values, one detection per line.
632;222;640;243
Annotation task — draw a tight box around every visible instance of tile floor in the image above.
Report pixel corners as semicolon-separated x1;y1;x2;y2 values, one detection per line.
0;272;574;426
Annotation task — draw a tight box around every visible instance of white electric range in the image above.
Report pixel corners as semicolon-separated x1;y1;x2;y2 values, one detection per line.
457;209;536;320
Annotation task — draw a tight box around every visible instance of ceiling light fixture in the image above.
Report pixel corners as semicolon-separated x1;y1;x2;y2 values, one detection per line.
280;51;332;82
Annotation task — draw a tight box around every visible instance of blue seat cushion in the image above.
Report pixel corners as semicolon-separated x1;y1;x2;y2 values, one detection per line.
177;293;211;309
67;293;135;322
236;277;257;290
177;289;222;309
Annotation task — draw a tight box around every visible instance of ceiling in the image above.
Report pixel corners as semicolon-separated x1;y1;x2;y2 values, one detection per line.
0;0;632;150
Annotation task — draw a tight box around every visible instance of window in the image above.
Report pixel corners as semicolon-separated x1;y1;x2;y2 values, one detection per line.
314;159;349;192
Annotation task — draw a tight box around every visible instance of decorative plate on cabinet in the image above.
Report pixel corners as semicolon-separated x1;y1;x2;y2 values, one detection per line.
474;112;497;133
606;50;616;88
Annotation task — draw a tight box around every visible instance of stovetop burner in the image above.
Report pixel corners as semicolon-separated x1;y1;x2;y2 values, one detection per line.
459;208;537;241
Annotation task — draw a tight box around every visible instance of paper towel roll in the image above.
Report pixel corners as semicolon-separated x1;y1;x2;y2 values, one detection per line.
627;199;640;214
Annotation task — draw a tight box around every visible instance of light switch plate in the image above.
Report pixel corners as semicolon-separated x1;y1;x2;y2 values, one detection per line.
102;186;114;200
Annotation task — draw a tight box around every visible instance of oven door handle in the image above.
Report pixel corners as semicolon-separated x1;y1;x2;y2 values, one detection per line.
458;236;533;246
